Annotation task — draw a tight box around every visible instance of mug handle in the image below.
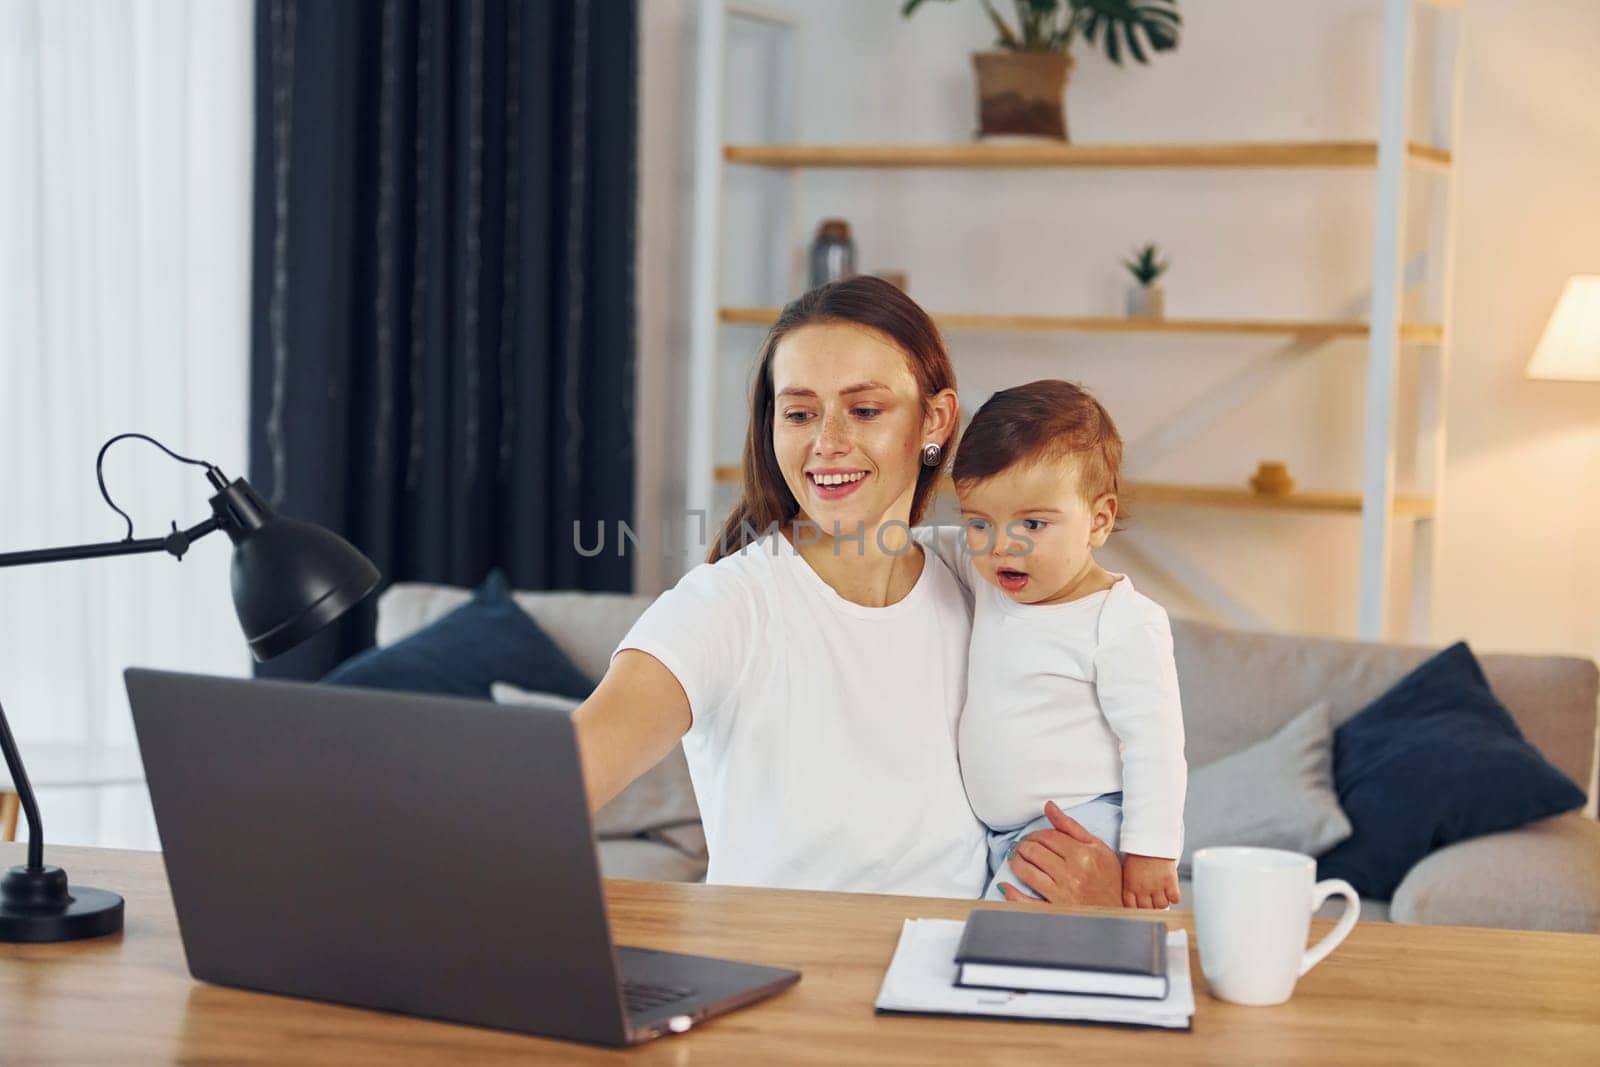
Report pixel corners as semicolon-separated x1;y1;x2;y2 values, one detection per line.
1299;878;1360;976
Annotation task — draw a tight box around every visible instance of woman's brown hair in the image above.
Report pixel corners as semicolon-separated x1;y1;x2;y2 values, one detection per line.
707;276;957;564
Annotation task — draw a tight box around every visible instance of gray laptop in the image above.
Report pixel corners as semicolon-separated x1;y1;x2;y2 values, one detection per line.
124;668;799;1047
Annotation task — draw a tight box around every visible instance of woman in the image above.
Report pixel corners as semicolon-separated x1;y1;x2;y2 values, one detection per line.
574;277;1121;904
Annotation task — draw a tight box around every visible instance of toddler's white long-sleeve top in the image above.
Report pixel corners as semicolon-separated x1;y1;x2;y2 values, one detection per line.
931;531;1187;860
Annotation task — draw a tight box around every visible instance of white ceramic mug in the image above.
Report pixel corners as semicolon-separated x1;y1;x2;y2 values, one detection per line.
1192;846;1360;1006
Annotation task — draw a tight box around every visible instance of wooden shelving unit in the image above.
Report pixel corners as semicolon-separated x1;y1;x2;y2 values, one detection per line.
724;141;1453;171
690;0;1465;639
711;467;1436;520
720;307;1445;345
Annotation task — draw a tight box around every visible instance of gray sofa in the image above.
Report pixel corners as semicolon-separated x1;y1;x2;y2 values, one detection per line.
377;584;1600;933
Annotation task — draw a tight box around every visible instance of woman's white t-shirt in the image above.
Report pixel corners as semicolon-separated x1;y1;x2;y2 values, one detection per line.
613;532;989;898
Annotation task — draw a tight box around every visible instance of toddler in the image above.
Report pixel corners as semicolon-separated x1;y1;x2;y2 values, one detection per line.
945;380;1186;909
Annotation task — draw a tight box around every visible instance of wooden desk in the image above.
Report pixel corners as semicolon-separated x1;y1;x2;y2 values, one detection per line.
1;844;1597;1064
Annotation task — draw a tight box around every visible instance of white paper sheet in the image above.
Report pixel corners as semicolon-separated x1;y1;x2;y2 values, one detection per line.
874;919;1194;1030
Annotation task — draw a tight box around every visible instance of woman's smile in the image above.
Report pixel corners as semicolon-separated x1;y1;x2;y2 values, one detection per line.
806;468;870;502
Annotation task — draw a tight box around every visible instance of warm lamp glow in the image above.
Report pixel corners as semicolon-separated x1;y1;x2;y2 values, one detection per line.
1527;275;1600;382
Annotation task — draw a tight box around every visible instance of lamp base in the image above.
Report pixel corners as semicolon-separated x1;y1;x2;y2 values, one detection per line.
0;864;124;942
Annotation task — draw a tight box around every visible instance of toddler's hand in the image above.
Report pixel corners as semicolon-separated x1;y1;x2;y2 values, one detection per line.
1121;854;1180;909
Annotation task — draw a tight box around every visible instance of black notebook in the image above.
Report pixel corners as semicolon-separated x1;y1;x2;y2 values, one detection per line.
953;910;1168;999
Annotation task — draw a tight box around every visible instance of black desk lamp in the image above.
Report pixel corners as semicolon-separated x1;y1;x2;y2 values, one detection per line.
0;434;380;942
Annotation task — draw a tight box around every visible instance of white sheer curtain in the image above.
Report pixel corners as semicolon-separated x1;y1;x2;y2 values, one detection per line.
0;0;254;847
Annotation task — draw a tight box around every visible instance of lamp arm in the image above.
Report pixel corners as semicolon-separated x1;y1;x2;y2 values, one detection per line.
0;513;223;871
0;515;223;570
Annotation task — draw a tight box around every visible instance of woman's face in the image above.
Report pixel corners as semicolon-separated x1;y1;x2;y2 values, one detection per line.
769;322;951;537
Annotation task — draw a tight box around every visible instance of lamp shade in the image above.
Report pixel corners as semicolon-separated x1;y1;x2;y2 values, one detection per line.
208;477;381;660
1526;275;1600;382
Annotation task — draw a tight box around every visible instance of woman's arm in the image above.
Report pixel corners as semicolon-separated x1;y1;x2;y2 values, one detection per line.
571;649;693;813
999;802;1126;908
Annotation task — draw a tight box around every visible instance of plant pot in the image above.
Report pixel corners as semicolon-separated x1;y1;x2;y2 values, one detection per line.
1127;284;1165;319
972;51;1072;140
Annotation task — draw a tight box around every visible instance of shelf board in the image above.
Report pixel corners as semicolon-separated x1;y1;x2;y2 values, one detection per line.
724;141;1452;171
711;467;1434;519
1127;482;1435;517
720;307;1443;344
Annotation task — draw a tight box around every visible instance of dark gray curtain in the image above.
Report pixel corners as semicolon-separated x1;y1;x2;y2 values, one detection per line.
249;0;637;680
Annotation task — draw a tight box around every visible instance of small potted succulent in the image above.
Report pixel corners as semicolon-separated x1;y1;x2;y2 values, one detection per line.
902;0;1182;141
1124;242;1169;319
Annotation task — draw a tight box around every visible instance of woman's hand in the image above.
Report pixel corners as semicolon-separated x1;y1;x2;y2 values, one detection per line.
997;801;1125;908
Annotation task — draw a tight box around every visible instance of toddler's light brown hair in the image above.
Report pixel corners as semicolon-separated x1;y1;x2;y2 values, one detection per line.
951;379;1122;504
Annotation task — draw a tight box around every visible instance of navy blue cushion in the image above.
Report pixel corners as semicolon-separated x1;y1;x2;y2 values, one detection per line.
1317;641;1585;899
323;570;593;701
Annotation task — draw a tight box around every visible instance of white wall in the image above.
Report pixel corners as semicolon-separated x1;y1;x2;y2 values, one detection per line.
637;1;1600;669
1433;0;1600;664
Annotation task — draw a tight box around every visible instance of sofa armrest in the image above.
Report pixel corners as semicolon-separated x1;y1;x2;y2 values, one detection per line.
1389;813;1600;932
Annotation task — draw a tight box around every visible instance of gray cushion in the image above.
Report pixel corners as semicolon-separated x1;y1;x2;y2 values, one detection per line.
597;835;709;882
491;682;701;840
1390;812;1600;932
1179;701;1352;875
488;683;583;715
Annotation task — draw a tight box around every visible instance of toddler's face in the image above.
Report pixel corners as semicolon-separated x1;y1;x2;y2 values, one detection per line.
956;454;1116;605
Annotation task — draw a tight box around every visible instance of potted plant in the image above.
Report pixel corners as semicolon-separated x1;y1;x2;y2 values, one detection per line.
1124;242;1168;319
901;0;1182;141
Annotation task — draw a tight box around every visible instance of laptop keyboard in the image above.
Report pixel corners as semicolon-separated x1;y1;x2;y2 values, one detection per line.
623;979;696;1014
